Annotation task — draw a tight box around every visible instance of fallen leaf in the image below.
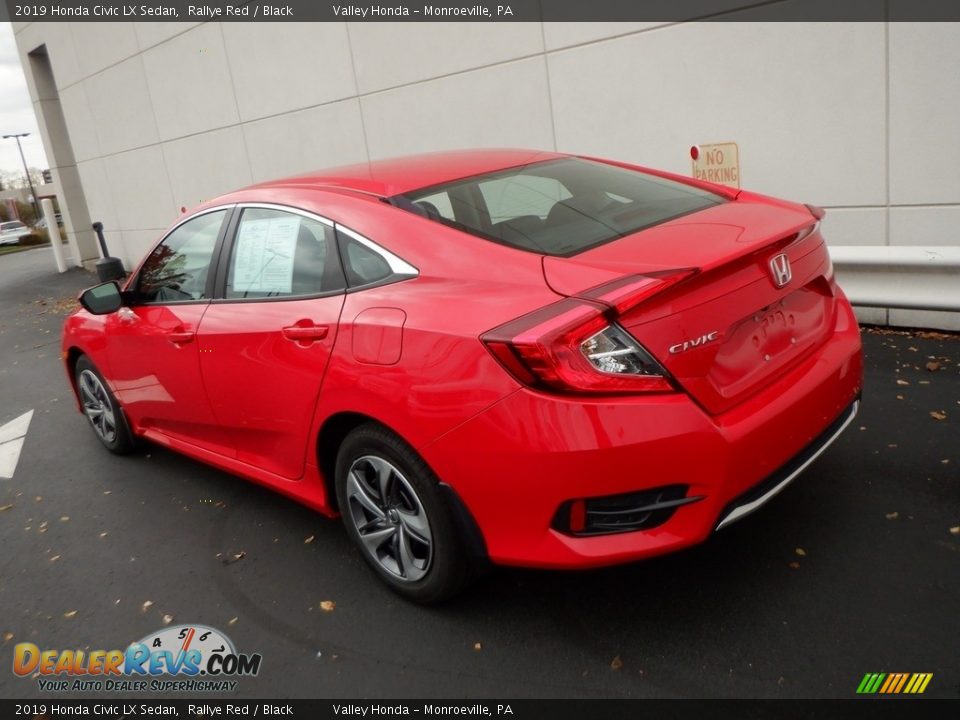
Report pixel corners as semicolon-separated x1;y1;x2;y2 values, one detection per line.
59;516;69;522
319;600;335;612
930;411;947;421
99;532;108;538
795;548;806;557
943;459;951;464
886;512;899;520
103;490;111;495
926;361;940;371
162;614;174;626
0;504;12;512
950;526;959;535
63;610;77;619
473;642;482;651
141;600;153;613
788;562;801;569
304;535;315;544
50;555;61;562
896;379;910;386
2;632;13;643
610;654;623;671
228;617;238;626
34;496;42;503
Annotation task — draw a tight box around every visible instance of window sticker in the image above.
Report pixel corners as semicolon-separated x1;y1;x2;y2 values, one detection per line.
232;215;301;295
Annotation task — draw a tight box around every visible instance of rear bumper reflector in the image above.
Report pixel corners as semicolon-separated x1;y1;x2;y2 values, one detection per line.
553;485;704;536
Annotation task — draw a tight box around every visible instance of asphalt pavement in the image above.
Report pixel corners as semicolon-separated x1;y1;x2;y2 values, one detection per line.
0;246;957;699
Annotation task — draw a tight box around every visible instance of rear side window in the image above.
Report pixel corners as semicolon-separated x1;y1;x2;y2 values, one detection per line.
226;208;345;299
335;228;419;290
341;238;392;287
398;158;725;256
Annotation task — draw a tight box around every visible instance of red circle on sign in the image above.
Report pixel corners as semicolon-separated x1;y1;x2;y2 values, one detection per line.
690;146;699;160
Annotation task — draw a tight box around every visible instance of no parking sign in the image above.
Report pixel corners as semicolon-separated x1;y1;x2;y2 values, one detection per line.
690;142;740;188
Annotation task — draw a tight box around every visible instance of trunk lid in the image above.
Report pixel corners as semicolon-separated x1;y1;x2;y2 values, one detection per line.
542;196;838;414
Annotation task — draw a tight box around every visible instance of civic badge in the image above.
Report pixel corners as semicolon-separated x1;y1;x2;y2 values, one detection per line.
769;253;792;288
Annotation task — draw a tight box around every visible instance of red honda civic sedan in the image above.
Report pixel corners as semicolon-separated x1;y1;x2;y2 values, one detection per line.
63;149;862;601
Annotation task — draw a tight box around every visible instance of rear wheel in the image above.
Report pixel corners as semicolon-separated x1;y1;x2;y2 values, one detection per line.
74;356;135;454
335;424;471;602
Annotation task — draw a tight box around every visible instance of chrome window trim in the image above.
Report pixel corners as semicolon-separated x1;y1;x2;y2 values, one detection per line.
160;204;237;237
233;202;334;227
231;202;419;278
335;224;419;277
138;201;420;303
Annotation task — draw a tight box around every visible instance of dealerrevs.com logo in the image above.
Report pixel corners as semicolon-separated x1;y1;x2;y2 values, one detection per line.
13;624;262;693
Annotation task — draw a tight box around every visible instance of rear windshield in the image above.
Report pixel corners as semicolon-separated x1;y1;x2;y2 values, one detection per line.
394;158;725;256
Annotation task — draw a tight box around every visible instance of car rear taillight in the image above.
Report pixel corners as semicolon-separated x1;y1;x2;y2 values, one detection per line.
578;269;697;314
481;272;690;394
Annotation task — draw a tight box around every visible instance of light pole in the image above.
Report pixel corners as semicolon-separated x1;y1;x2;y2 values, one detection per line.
2;132;40;223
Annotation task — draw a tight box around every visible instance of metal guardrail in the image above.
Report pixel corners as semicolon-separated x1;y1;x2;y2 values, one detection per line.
830;246;960;312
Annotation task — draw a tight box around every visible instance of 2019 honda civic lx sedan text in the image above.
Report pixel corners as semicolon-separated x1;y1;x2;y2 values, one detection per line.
62;149;863;601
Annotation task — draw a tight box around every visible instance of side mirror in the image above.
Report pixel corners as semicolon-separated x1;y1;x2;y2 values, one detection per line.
78;281;124;315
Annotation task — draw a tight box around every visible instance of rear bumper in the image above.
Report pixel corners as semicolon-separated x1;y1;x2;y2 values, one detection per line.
423;299;863;569
715;397;859;530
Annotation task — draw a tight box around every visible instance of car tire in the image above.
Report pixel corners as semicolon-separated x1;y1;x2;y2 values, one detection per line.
335;423;472;603
74;355;135;454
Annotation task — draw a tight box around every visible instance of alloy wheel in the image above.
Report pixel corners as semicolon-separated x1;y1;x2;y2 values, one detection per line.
78;369;117;444
345;455;433;582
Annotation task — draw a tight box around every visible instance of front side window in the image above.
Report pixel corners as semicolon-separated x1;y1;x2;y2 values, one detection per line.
136;210;226;303
226;208;344;299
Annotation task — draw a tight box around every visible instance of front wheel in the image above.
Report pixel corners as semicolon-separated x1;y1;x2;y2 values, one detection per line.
335;424;472;603
74;355;135;454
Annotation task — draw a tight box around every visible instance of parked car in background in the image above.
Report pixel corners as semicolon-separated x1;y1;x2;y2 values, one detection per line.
0;220;31;245
34;213;64;230
62;148;863;602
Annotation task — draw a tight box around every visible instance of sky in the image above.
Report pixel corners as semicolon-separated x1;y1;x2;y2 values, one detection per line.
0;22;49;177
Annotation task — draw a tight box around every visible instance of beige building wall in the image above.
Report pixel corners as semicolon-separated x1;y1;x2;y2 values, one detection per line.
12;20;960;329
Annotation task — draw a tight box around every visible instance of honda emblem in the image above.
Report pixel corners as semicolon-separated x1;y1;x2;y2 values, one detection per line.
769;253;792;288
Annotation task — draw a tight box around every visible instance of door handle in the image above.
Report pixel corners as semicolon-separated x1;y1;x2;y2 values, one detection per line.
168;330;195;345
282;323;329;343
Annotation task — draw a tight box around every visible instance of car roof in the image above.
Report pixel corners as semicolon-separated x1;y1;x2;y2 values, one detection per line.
246;148;567;198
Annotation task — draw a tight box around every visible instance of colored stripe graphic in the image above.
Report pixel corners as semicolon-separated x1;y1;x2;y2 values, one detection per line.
892;673;909;693
857;672;932;694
